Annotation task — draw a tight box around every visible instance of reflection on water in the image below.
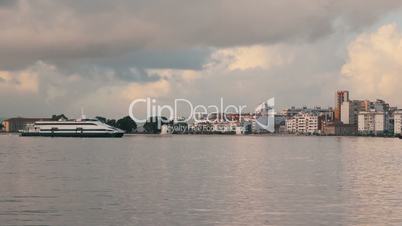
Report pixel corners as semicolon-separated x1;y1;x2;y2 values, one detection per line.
0;134;402;225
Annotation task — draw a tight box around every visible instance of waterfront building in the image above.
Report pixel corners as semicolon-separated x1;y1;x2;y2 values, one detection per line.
394;110;402;135
282;106;334;121
1;117;50;132
341;101;353;125
335;90;350;121
286;112;319;134
341;100;364;125
321;121;357;136
358;110;386;135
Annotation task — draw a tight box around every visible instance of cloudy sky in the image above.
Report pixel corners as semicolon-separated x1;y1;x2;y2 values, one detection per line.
1;0;402;118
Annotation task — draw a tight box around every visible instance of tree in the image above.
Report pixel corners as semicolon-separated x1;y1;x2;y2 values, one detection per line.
51;114;68;121
116;116;137;133
106;119;117;127
143;116;169;134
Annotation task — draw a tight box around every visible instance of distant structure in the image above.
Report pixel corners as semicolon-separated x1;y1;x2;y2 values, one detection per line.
282;106;333;135
394;110;402;135
341;100;362;125
353;99;395;135
334;90;349;121
358;110;386;135
321;121;357;136
2;117;50;132
285;112;319;134
1;114;68;132
282;106;334;121
332;91;397;136
2;91;400;137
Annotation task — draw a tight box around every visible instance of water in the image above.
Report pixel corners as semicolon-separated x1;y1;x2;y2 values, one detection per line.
0;134;402;226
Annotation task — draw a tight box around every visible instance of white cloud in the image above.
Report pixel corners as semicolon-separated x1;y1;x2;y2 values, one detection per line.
0;68;38;94
211;45;294;71
341;23;402;105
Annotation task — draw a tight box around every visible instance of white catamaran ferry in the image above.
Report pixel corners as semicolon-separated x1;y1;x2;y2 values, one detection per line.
20;115;124;138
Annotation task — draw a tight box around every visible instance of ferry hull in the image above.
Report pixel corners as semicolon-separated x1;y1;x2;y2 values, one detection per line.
20;132;124;138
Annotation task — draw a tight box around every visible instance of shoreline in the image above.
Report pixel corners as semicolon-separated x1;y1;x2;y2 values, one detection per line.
3;132;398;139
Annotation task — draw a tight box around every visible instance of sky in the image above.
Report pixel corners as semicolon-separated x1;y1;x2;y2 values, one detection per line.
1;0;402;119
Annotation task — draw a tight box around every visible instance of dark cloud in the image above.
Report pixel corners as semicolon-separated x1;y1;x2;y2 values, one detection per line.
49;48;211;72
34;48;211;83
1;0;401;71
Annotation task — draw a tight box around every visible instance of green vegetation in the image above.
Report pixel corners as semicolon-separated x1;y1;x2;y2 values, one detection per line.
51;114;68;121
143;117;170;134
96;116;137;133
116;116;137;133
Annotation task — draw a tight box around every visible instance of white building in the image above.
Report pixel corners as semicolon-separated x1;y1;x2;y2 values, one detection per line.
286;112;319;134
358;111;385;135
394;110;402;135
341;100;362;125
341;101;352;124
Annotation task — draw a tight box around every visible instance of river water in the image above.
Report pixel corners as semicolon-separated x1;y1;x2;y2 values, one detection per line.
0;134;402;225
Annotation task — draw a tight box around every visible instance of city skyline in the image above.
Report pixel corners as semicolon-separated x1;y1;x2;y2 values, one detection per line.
0;89;400;119
1;1;402;118
3;89;401;136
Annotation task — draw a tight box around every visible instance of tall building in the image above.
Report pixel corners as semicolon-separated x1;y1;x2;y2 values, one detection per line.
341;101;352;125
335;91;349;121
341;100;365;125
394;110;402;135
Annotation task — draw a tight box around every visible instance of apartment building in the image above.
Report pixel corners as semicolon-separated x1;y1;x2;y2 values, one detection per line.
394;110;402;135
341;100;363;125
358;111;386;135
286;112;319;134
